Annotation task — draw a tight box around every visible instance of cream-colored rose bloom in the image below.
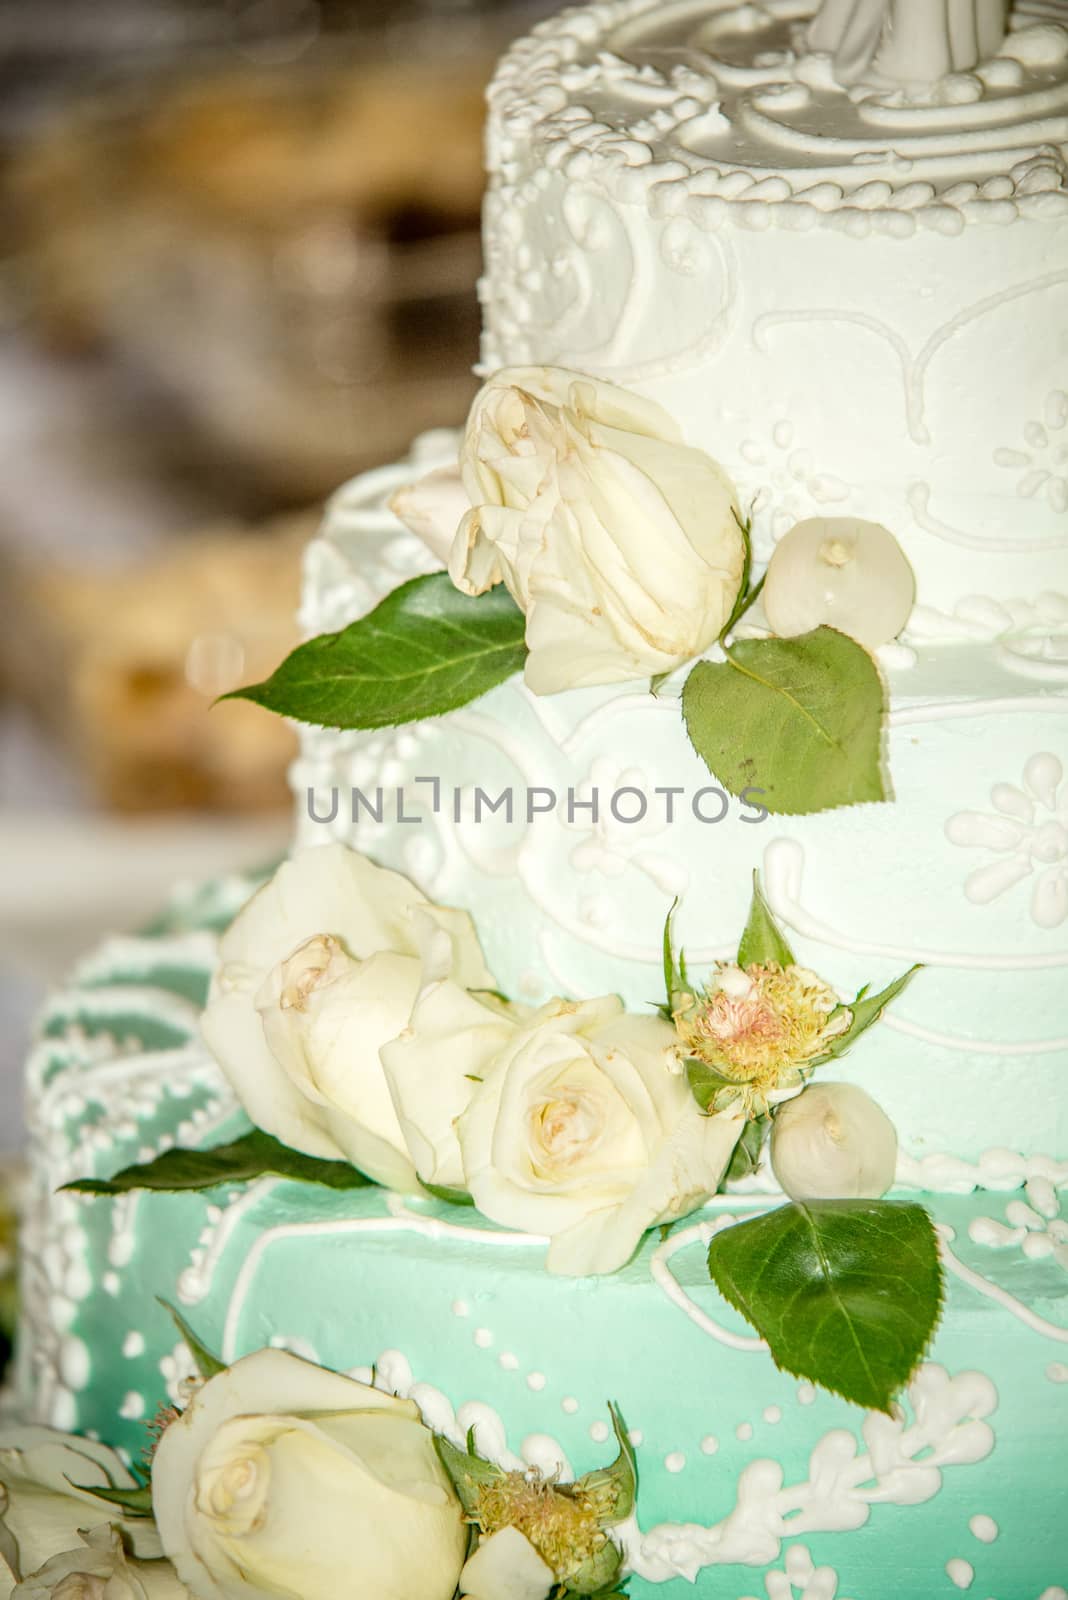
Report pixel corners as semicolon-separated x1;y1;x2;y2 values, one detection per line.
395;367;746;694
152;1350;466;1600
381;981;527;1191
11;1526;189;1600
0;1426;163;1597
457;997;745;1275
201;845;495;1189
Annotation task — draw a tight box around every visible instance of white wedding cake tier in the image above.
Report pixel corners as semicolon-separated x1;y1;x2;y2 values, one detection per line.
479;0;1068;621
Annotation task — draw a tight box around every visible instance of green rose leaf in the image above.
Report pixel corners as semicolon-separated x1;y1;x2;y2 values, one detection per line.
564;1540;625;1598
682;628;888;815
736;871;796;968
224;572;528;730
707;1200;944;1413
76;1483;155;1517
722;1116;768;1185
573;1403;637;1527
686;1059;735;1115
61;1129;373;1197
814;965;923;1066
157;1298;225;1379
659;899;691;1017
434;1434;504;1519
423;1182;476;1209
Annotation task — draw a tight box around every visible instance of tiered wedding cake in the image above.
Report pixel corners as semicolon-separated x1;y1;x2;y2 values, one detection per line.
10;4;1068;1600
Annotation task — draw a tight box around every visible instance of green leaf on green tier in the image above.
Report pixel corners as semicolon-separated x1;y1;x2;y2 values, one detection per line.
157;1298;225;1379
707;1200;944;1413
813;965;923;1066
423;1182;476;1208
682;628;888;815
61;1130;373;1197
723;1116;768;1185
736;870;796;968
573;1404;637;1527
75;1483;154;1517
223;572;528;730
434;1435;504;1518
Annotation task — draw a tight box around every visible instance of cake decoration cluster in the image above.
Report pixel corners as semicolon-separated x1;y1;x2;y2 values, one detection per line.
230;364;916;818
67;836;939;1423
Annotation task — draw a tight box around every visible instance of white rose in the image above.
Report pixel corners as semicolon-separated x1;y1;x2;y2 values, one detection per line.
11;1526;189;1600
395;367;746;694
152;1349;466;1600
380;981;526;1191
0;1426;164;1596
770;1082;899;1201
457;997;745;1275
389;466;469;567
201;844;495;1190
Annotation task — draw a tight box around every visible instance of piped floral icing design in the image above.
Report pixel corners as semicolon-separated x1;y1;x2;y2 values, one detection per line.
994;390;1068;514
741;1543;854;1600
946;753;1068;929
968;1175;1068;1271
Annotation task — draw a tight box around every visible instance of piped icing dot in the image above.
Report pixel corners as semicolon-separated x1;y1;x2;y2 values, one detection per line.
665;1452;686;1474
763;1405;783;1424
700;1435;720;1455
969;1514;998;1544
527;1371;547;1391
474;1327;494;1349
589;1421;610;1443
797;1384;816;1405
736;1422;754;1442
561;1396;579;1414
451;1300;469;1318
122;1331;145;1359
946;1558;974;1590
499;1352;520;1371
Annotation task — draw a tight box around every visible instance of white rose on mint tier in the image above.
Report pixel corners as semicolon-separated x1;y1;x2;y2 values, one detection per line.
152;1349;466;1600
0;1425;165;1592
770;1082;899;1202
201;843;495;1190
453;996;745;1276
381;979;527;1192
393;366;746;694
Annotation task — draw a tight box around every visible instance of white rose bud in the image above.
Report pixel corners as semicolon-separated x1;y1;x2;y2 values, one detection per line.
457;997;746;1275
201;845;495;1189
461;1526;554;1600
441;366;746;694
770;1082;899;1201
152;1350;467;1600
762;517;915;648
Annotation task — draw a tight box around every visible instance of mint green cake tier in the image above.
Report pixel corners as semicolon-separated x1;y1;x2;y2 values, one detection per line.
16;883;1068;1600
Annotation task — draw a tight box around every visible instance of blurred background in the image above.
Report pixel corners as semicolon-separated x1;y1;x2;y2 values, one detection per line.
0;0;556;1172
